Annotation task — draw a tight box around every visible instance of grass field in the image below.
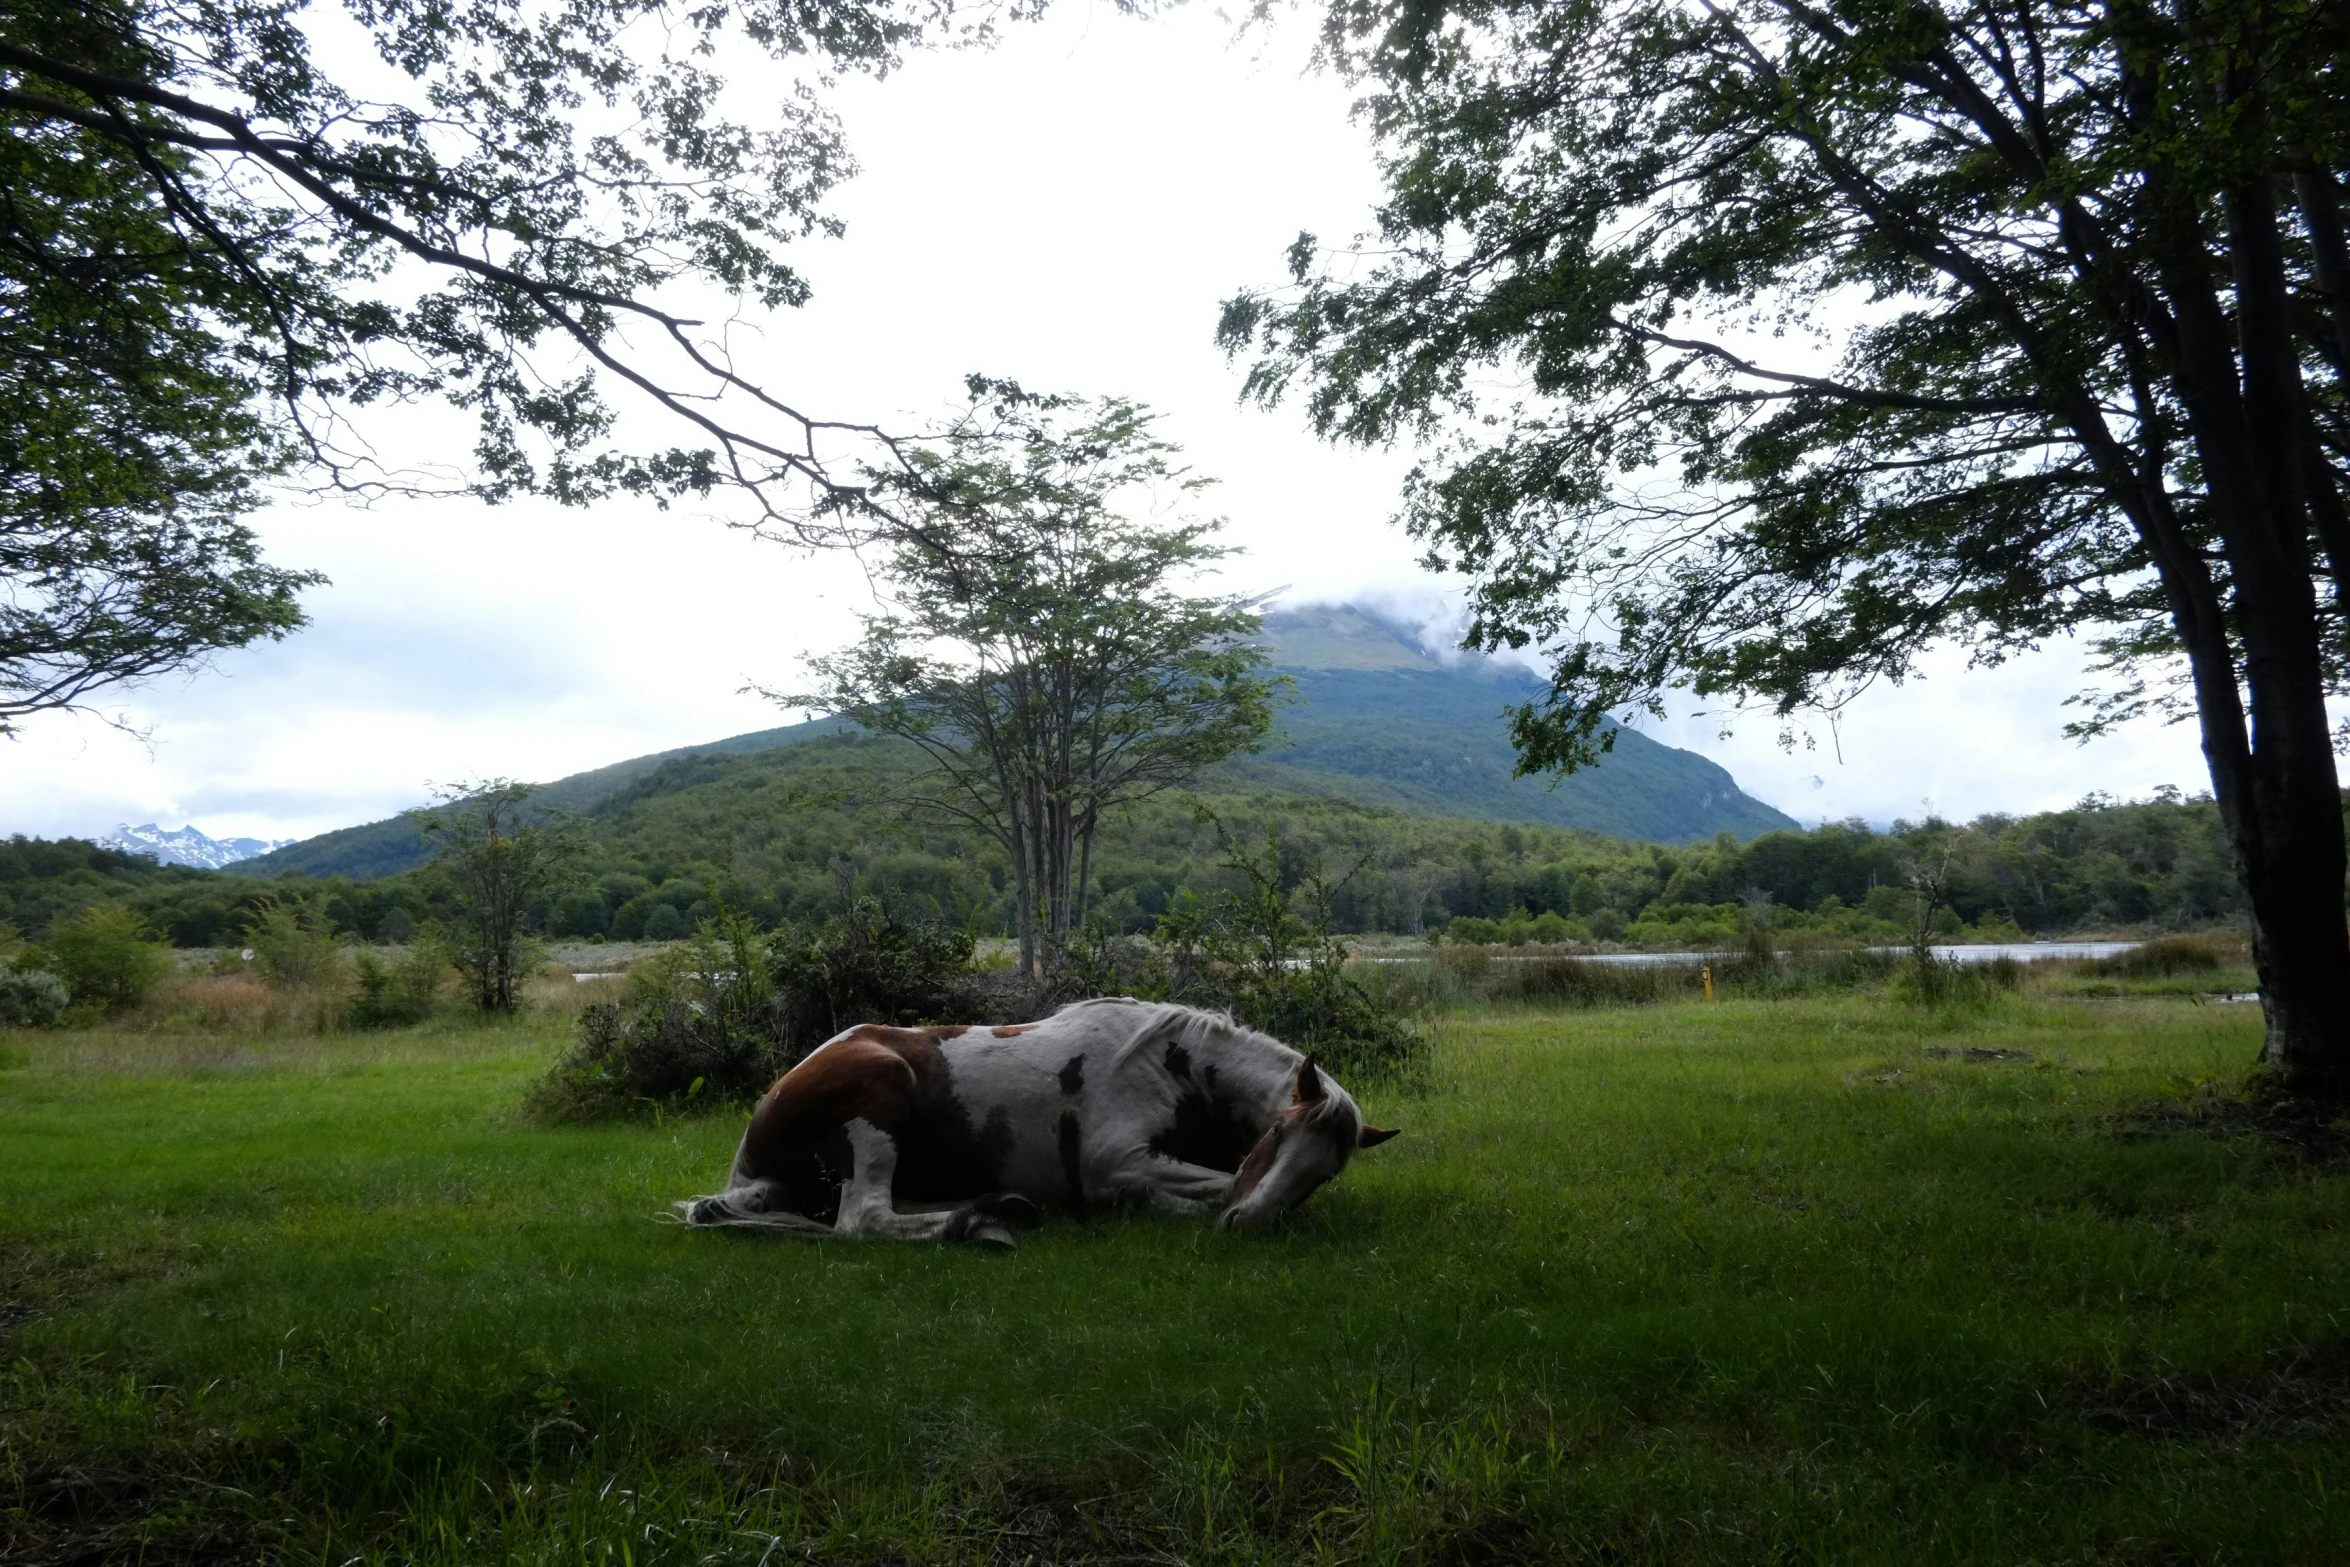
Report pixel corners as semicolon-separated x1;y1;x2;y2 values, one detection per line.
3;993;2344;1564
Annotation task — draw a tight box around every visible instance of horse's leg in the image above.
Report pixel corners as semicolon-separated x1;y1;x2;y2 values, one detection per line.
1104;1155;1235;1215
835;1120;1016;1247
674;1180;838;1237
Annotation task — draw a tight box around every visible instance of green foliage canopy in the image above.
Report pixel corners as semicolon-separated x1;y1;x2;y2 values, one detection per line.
791;382;1284;975
0;46;319;727
0;0;1040;725
1222;0;2350;1091
1;0;1015;525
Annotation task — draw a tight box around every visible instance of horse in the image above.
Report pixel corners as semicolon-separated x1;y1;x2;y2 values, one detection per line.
675;997;1399;1246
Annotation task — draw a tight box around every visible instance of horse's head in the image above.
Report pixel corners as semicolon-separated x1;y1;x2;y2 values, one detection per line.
1220;1054;1399;1230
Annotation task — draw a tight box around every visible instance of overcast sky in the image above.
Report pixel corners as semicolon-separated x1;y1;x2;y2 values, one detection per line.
9;1;2218;846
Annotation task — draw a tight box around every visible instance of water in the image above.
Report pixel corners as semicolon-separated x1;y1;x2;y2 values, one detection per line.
1366;940;2144;967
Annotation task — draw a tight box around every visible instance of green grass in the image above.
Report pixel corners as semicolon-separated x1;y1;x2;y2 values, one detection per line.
3;996;2344;1564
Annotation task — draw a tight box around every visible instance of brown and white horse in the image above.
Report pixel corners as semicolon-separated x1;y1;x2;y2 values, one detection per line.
677;998;1398;1246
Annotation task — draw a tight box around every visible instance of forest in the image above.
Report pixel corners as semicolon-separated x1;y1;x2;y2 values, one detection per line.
3;733;2269;949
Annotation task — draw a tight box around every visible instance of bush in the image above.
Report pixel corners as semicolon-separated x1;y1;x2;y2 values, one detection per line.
769;897;979;1049
1378;940;1905;1011
1887;951;2023;1007
1443;909;1588;947
1084;824;1426;1083
0;969;69;1027
1482;954;1684;1007
243;895;343;987
348;942;450;1029
528;898;980;1120
32;905;173;1014
2086;931;2241;978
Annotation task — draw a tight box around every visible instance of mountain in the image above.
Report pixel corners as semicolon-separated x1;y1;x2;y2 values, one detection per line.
1238;605;1796;842
101;822;293;870
230;602;1791;880
229;718;851;879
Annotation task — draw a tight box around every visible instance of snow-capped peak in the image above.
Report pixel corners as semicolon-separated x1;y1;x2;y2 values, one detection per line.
99;823;294;870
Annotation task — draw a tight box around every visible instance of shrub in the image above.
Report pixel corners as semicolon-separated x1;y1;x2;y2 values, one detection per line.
243;895;343;987
642;904;688;941
348;941;450;1030
2086;931;2241;978
528;898;980;1120
33;905;174;1014
769;897;979;1049
1378;940;1904;1011
1101;824;1426;1083
1888;951;2023;1007
1484;954;1684;1008
0;969;69;1027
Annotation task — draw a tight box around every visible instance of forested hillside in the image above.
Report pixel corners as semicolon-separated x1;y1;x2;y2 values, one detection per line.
1223;605;1794;840
3;725;2263;948
227;605;1794;884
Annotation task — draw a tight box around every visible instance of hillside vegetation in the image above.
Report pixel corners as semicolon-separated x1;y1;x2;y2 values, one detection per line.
226;605;1795;886
2;739;2259;949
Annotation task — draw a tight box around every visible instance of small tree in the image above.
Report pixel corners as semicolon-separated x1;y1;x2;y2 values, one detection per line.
34;904;173;1014
785;382;1286;978
413;781;581;1013
241;894;341;987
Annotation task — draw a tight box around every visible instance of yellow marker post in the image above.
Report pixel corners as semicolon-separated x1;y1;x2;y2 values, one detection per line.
1702;964;1714;1002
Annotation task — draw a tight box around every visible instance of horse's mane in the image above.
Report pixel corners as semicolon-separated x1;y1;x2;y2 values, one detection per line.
1074;996;1294;1073
1078;999;1362;1142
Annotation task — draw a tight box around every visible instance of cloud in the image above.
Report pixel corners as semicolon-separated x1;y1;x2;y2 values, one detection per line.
2;4;2241;848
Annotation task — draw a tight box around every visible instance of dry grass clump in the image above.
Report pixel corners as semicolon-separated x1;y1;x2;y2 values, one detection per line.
2085;930;2248;977
516;965;628;1020
135;969;350;1034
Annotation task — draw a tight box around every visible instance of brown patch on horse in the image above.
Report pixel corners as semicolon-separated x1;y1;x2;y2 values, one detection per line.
835;1024;957;1080
992;1023;1038;1037
738;1036;918;1177
831;1023;1015;1204
1227;1124;1285;1207
928;1024;971;1039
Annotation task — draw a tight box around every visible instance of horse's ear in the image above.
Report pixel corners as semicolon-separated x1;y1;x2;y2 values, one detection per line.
1293;1055;1326;1104
1358;1125;1401;1149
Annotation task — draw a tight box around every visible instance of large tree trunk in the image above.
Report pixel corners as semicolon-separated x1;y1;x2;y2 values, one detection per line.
2225;178;2350;1099
2157;179;2350;1101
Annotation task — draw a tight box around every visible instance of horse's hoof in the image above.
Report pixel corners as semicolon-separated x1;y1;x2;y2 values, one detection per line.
978;1192;1041;1227
967;1220;1017;1250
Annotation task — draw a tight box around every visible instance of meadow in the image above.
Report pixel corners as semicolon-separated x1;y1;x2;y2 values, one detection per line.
3;984;2344;1564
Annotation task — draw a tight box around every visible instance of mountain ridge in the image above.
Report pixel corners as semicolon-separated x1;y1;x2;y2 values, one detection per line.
230;603;1792;879
102;822;293;870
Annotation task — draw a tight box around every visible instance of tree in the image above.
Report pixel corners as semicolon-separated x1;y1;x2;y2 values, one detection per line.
32;903;172;1013
786;382;1285;978
1221;0;2350;1097
1;82;318;728
414;780;581;1012
1;0;1021;723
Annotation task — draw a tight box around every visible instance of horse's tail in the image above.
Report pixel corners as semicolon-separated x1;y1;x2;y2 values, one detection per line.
672;1188;838;1238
